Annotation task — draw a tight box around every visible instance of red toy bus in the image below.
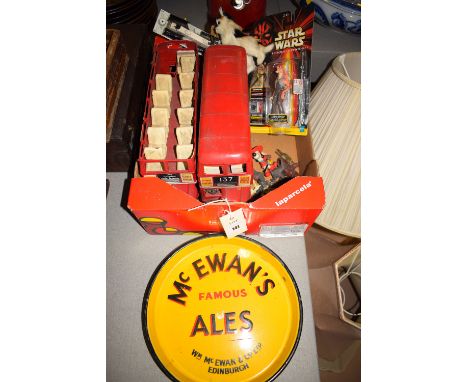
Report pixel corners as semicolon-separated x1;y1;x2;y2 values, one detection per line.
197;45;253;202
138;40;199;199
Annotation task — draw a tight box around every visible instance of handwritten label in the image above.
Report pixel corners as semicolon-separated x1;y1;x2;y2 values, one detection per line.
219;209;247;238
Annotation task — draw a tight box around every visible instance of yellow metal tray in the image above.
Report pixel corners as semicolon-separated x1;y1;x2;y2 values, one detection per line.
143;235;302;381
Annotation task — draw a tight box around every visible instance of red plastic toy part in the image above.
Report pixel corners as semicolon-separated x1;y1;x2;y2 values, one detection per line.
197;45;253;203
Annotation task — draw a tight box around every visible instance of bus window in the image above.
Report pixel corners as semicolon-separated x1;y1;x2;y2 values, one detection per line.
204;165;222;174
230;164;246;174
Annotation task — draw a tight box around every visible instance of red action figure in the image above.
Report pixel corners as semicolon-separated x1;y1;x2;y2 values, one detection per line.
252;145;278;177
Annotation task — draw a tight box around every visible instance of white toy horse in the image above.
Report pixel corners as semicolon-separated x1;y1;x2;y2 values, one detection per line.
215;7;274;74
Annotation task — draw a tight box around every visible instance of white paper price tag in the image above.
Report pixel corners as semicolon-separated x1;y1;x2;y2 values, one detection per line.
219;208;248;238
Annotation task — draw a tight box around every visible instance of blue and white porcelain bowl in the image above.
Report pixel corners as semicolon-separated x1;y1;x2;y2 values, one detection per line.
301;0;361;34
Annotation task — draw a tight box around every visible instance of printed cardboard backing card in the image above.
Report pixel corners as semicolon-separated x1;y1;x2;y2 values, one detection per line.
246;9;314;136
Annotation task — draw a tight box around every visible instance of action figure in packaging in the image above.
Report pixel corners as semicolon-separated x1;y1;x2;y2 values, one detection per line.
247;9;314;135
270;63;291;115
250;63;266;88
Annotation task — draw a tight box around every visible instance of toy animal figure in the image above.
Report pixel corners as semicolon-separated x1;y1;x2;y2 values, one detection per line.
270;64;291;114
215;8;274;74
252;145;279;178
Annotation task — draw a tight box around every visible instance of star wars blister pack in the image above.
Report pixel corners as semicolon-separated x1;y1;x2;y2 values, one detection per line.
246;9;314;136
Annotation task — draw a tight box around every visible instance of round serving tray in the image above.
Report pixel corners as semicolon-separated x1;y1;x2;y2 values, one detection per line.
142;235;302;382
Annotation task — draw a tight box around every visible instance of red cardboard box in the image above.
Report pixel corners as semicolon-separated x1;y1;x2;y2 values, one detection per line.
128;175;324;235
128;133;325;236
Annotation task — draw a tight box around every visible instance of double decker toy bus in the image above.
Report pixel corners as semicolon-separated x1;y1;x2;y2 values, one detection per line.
197;45;253;202
138;40;200;199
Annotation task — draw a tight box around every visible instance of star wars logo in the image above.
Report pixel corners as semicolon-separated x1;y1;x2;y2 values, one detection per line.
274;27;306;49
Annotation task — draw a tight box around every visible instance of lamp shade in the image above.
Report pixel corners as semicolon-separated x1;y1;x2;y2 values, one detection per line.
309;52;361;238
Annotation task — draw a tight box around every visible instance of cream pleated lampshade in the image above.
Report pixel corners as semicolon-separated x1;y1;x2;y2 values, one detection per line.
309;52;361;238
